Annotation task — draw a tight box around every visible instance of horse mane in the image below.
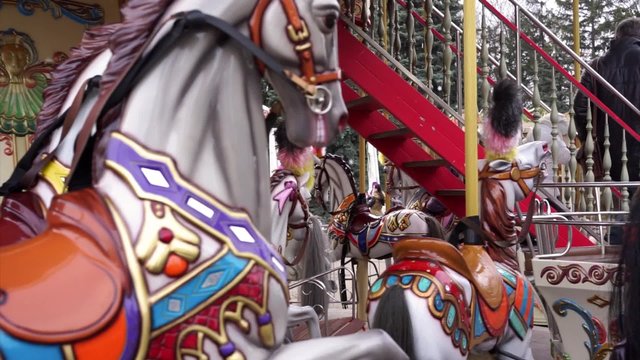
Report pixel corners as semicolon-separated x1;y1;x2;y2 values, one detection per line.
323;153;357;195
35;23;120;137
480;178;519;271
610;190;640;358
98;0;175;107
423;213;446;240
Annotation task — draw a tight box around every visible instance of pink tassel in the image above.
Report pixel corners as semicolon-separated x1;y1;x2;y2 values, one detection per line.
482;119;519;155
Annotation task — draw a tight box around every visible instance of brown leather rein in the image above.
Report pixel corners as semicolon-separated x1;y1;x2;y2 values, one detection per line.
250;0;342;97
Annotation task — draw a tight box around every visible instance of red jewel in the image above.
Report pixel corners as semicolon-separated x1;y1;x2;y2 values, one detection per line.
159;227;174;243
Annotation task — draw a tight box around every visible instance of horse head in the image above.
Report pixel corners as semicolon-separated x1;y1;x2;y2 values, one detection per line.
255;0;347;148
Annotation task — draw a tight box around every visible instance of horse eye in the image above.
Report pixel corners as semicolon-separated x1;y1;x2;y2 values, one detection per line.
324;14;337;29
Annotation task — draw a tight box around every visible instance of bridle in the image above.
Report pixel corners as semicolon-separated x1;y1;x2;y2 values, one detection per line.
250;0;342;115
479;161;542;197
479;160;545;243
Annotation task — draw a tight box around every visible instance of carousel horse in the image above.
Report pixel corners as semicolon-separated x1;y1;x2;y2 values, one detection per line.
367;140;550;360
383;156;458;236
0;23;119;246
269;123;330;314
0;1;408;359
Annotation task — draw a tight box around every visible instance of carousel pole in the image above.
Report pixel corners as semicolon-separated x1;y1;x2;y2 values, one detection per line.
463;0;478;216
356;135;369;321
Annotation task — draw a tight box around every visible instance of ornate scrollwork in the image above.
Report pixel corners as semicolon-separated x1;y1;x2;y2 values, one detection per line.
553;298;612;359
1;0;104;25
540;264;622;286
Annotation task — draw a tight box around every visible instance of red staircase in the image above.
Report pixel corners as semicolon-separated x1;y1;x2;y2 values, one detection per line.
338;22;478;217
337;21;593;247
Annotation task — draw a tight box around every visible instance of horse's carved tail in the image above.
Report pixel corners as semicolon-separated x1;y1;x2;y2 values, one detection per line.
371;285;415;359
300;215;330;316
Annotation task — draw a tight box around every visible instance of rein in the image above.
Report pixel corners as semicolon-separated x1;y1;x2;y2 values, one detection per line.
284;187;311;267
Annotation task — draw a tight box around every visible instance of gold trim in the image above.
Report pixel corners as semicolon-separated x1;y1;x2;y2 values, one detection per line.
40;157;70;194
62;344;76;360
150;260;255;337
107;198;152;360
105;132;286;291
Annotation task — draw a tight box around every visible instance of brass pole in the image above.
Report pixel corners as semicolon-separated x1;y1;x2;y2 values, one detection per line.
573;0;581;79
463;0;478;216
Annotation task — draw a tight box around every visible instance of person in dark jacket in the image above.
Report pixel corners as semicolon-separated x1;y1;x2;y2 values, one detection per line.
574;17;640;182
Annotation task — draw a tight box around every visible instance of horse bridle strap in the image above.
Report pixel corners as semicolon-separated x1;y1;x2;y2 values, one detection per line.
479;163;541;197
250;0;342;96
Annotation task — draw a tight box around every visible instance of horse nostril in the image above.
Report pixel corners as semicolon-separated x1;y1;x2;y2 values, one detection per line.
325;14;337;29
338;114;348;132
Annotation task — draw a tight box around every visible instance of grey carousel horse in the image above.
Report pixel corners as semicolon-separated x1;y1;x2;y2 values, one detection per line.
0;0;407;359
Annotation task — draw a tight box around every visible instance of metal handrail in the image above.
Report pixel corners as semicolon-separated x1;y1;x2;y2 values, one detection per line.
481;0;640;141
533;214;574;259
509;0;640;121
395;0;552;114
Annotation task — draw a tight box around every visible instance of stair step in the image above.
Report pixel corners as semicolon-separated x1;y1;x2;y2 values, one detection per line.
436;189;465;196
403;159;448;168
369;127;412;140
346;95;381;112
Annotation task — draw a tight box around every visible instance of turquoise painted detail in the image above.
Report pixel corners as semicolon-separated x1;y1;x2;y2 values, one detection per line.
474;302;487;337
461;333;468;350
434;293;444;311
371;278;384;293
454;329;461;342
446;306;456;328
504;282;515;296
0;330;63;360
509;308;527;340
401;275;413;285
519;278;530;315
386;275;399;287
417;277;432;293
152;251;249;329
497;266;516;284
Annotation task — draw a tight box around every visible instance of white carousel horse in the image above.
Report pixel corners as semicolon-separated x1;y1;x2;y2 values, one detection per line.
0;1;408;359
270;164;331;314
368;141;551;360
0;23;118;246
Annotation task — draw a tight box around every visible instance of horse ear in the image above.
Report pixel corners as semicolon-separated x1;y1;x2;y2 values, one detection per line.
488;159;512;172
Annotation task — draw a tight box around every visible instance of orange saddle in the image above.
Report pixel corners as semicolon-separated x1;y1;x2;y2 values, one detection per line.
393;238;511;336
0;189;130;343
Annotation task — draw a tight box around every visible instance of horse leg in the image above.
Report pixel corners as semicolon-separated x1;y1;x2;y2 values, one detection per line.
300;216;330;317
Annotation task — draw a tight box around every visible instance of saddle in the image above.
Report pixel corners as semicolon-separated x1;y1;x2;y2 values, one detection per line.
393;238;504;311
347;204;381;234
0;188;129;343
0;192;46;246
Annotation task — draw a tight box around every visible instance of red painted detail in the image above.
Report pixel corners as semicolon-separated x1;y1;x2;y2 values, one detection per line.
158;227;174;244
342;83;467;216
480;0;640;142
477;287;509;337
518;196;592;248
0;192;46;247
592;316;608;345
163;254;189;278
147;266;266;359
